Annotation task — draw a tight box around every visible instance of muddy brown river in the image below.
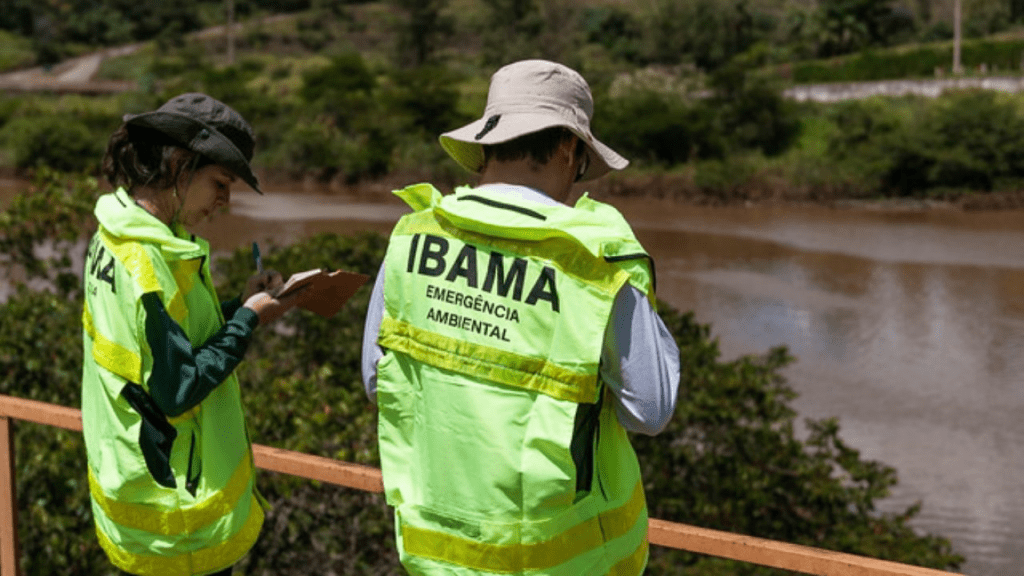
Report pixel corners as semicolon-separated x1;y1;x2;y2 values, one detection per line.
4;182;1021;575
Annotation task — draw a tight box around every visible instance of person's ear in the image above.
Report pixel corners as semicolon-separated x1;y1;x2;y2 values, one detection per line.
573;139;589;183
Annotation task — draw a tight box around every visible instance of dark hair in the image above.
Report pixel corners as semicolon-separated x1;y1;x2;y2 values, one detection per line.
102;124;214;193
482;126;586;168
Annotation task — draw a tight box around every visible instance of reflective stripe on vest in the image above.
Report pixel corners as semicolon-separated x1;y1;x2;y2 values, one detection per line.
400;479;647;573
87;452;254;536
379;315;597;403
82;302;142;385
94;498;263;576
98;227;188;322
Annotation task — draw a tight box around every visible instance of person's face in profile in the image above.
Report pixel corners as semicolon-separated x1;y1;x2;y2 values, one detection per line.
178;164;238;225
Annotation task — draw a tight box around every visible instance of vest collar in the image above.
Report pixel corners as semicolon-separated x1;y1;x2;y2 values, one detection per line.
94;188;207;260
394;182;649;261
473;183;564;207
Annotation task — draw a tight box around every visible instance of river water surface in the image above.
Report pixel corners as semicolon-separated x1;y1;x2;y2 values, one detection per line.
4;182;1021;575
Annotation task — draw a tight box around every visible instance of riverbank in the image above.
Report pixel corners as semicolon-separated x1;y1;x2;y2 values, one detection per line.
249;163;1024;213
7;167;1024;215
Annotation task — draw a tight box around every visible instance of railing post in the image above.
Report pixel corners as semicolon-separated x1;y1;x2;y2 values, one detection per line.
0;416;20;576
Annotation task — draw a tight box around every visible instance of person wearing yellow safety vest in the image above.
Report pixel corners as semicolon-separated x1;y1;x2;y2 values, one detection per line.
361;60;681;575
82;93;305;576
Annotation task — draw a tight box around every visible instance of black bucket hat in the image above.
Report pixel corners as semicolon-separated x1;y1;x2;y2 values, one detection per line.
123;93;262;194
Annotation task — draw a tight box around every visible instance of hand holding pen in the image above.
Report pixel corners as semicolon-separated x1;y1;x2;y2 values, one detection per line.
243;242;284;300
243;241;310;326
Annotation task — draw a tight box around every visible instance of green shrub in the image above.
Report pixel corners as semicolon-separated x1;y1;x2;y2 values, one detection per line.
0;29;35;71
818;97;906;189
879;91;1024;195
709;64;800;156
268;119;347;177
640;0;767;70
381;65;471;139
266;119;395;182
600;88;722;165
692;155;760;199
600;66;798;166
581;6;644;63
275;52;400;180
299;52;376;116
0;114;101;172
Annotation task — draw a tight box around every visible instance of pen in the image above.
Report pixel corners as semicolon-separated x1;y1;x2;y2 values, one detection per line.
252;241;263;274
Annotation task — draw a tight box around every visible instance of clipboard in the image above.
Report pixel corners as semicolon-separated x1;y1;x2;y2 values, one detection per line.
276;268;370;318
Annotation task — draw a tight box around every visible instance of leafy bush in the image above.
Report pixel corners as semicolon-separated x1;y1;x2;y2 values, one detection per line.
299;52;376;117
598;87;720;166
267;120;347;177
381;65;471;139
878;90;1024;195
600;66;798;166
692;155;761;200
0;29;34;71
641;0;767;71
0;0;206;65
708;64;800;156
818;97;905;189
0;115;101;172
0;171;106;574
804;92;1024;197
581;6;644;63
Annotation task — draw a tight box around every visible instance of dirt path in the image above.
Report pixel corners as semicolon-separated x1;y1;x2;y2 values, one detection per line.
0;44;142;94
0;15;290;95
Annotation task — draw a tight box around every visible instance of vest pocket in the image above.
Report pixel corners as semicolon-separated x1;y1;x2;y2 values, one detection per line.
570;385;604;501
185;432;201;497
121;382;178;489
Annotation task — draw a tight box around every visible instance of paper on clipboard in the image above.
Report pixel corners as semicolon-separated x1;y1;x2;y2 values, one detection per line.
276;268;369;318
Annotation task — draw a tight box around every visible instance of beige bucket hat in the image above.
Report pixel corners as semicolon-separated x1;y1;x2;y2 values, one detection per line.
439;59;628;182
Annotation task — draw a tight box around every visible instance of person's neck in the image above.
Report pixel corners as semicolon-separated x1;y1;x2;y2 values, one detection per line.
130;186;177;227
478;158;574;204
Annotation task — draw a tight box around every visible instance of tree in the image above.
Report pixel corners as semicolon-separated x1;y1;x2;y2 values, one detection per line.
390;0;453;67
812;0;896;57
478;0;545;65
643;0;762;71
1013;0;1024;22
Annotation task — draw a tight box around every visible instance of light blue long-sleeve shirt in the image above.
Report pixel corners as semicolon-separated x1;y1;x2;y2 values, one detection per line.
360;184;681;435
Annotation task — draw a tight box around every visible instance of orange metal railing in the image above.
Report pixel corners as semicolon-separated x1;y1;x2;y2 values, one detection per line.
0;395;960;576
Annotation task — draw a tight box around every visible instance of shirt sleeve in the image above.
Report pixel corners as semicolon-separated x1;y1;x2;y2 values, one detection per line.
600;284;681;436
141;292;260;418
361;263;387;404
221;296;243;319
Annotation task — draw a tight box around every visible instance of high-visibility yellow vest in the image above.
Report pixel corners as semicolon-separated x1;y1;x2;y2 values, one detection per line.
378;183;655;575
81;188;262;576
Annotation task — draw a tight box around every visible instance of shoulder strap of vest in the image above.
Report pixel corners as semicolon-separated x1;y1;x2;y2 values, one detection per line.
395;182;443;212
